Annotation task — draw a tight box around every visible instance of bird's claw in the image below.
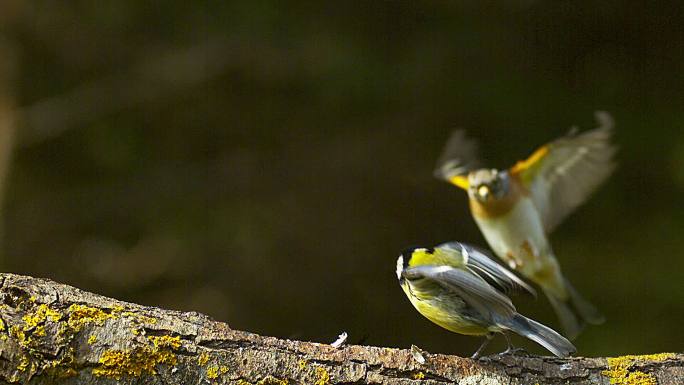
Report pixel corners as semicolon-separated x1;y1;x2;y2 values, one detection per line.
499;347;527;356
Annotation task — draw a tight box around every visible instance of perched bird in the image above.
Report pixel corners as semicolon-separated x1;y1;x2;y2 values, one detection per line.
434;112;616;339
396;242;576;358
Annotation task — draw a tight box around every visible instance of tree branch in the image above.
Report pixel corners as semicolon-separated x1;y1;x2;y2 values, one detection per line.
0;273;680;384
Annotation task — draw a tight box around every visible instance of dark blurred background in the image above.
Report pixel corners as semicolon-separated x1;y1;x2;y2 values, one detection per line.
0;1;682;358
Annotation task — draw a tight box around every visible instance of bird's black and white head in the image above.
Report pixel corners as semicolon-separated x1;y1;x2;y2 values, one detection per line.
467;169;510;202
396;246;436;281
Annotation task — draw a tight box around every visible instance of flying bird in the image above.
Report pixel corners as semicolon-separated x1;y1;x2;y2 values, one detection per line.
434;112;616;339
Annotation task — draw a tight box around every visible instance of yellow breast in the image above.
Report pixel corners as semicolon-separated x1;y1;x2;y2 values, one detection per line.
402;283;491;336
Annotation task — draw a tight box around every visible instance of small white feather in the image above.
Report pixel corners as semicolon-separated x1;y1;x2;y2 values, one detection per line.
330;332;348;348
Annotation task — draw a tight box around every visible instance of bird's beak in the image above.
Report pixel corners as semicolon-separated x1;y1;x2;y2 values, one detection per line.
477;185;490;200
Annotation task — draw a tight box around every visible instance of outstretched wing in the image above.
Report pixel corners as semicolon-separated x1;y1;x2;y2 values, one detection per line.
403;265;516;319
510;111;617;233
439;242;536;297
433;130;481;190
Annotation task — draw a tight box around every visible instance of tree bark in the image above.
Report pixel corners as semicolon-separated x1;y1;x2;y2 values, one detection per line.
0;273;680;384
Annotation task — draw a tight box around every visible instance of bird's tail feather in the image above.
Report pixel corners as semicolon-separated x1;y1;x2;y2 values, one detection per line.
543;279;605;340
544;288;583;340
565;278;606;326
506;313;577;358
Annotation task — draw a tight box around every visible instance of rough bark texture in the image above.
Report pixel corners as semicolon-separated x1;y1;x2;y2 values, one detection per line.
0;273;680;385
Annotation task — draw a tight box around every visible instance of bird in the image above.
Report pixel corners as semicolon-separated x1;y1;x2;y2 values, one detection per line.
396;242;576;358
433;111;616;339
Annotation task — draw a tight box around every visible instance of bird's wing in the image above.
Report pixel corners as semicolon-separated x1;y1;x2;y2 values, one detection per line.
403;265;516;319
509;111;617;233
439;242;537;297
433;130;481;190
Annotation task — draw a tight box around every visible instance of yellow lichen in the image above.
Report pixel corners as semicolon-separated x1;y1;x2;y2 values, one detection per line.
220;366;229;374
298;359;307;369
315;367;330;385
198;352;210;366
88;335;97;344
602;353;675;385
122;311;157;324
111;305;125;313
413;371;425;380
34;325;46;337
148;335;182;350
91;333;181;379
207;365;219;379
17;356;30;372
92;347;177;379
236;379;288;385
22;304;61;330
14;304;58;346
67;304;114;331
9;325;26;345
257;376;289;385
0;317;5;332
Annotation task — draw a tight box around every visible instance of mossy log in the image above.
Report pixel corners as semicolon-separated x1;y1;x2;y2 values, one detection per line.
0;273;681;384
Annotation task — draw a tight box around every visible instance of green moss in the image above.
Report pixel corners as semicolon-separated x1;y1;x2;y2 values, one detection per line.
602;353;675;385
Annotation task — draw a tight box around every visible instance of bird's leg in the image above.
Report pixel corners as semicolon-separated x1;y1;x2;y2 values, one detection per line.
471;333;493;359
500;333;525;355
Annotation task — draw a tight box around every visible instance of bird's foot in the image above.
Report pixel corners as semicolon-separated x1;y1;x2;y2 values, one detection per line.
498;347;527;356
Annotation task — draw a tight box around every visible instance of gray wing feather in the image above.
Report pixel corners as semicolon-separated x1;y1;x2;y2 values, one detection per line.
438;242;537;297
434;129;481;181
404;265;516;320
530;111;617;232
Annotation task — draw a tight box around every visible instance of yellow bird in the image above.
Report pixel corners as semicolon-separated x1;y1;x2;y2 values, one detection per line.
434;112;616;339
397;242;576;358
